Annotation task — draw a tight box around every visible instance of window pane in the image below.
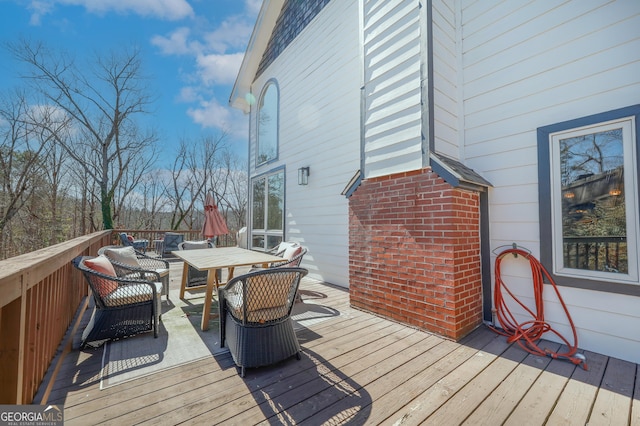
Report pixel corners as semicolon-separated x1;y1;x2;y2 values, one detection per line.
267;235;283;250
267;173;284;230
257;83;278;164
252;235;265;250
560;129;627;273
252;178;265;230
250;170;285;253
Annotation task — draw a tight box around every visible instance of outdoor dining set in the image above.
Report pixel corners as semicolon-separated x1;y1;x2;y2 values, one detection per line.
73;233;309;377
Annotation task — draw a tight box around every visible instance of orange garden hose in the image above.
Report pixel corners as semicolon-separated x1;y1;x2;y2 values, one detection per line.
492;247;588;370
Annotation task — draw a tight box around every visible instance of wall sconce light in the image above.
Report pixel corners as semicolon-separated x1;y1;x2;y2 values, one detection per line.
298;167;310;185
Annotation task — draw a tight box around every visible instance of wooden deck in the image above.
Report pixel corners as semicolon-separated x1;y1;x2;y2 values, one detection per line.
37;262;640;425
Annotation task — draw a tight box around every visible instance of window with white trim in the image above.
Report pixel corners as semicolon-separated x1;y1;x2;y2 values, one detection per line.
250;169;284;251
538;105;640;296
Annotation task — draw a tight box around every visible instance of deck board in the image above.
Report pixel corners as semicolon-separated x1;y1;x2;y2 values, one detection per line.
370;330;496;425
461;344;558;425
545;350;607;425
590;357;636;425
35;263;640;425
632;364;640;425
435;340;546;425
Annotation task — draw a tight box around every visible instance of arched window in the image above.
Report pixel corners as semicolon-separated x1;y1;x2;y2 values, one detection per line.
257;81;279;165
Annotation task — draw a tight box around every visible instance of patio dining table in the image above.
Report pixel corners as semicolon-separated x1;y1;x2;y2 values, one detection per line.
172;247;285;330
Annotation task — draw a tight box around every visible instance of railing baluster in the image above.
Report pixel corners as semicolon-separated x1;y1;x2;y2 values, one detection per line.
563;236;627;273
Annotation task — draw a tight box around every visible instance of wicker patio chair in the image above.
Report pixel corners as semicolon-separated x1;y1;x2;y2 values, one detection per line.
268;241;298;256
218;267;308;377
270;247;307;268
251;244;308;303
162;232;184;258
253;242;307;269
98;245;171;302
119;232;149;252
73;255;162;348
178;240;220;288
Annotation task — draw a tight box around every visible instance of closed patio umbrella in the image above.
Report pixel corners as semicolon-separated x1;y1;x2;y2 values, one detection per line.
203;192;229;241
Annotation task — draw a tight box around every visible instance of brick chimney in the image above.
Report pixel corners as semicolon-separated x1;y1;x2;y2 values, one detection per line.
348;168;484;340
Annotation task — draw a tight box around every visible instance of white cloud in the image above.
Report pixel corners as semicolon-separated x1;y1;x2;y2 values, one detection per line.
27;0;194;23
148;1;259;135
203;16;254;54
26;1;54;25
63;0;193;20
187;98;248;138
195;52;244;86
176;86;200;103
151;27;203;56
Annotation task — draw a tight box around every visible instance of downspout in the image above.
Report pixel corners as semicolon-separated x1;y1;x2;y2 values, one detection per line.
358;0;366;177
245;93;253;250
480;191;492;323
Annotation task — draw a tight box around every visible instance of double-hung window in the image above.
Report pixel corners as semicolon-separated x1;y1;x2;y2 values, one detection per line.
538;105;640;296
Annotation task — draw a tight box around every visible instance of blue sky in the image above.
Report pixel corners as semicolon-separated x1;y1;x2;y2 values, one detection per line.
0;0;260;164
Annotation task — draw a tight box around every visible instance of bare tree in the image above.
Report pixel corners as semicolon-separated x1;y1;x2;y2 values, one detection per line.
166;134;227;230
0;91;61;234
30;106;74;245
7;38;159;229
135;170;171;230
213;150;247;231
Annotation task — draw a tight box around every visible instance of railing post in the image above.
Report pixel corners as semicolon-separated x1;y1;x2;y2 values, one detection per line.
17;273;28;405
0;283;23;404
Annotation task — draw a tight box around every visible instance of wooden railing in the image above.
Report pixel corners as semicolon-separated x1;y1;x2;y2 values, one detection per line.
563;236;627;273
111;229;238;249
0;231;111;404
0;228;240;404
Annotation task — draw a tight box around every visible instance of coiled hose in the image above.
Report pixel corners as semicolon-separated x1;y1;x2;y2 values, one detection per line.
492;247;587;370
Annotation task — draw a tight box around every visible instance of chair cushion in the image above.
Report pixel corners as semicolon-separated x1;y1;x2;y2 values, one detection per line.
282;245;302;260
123;271;164;281
226;293;285;323
274;241;297;256
84;256;118;296
181;241;211;250
104;246;141;268
104;282;162;308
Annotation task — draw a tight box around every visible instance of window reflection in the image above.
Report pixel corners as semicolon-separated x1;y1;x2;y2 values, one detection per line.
250;170;284;251
252;177;265;230
267;173;284;230
560;128;627;273
257;83;278;165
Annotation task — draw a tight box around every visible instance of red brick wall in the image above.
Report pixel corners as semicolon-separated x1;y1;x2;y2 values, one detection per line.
348;168;483;340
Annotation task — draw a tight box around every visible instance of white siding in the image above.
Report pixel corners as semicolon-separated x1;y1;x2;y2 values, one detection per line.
362;0;423;178
459;0;640;363
432;0;460;159
249;0;361;287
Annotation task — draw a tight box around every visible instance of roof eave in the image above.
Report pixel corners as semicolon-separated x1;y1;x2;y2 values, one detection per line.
429;152;493;191
229;0;285;113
